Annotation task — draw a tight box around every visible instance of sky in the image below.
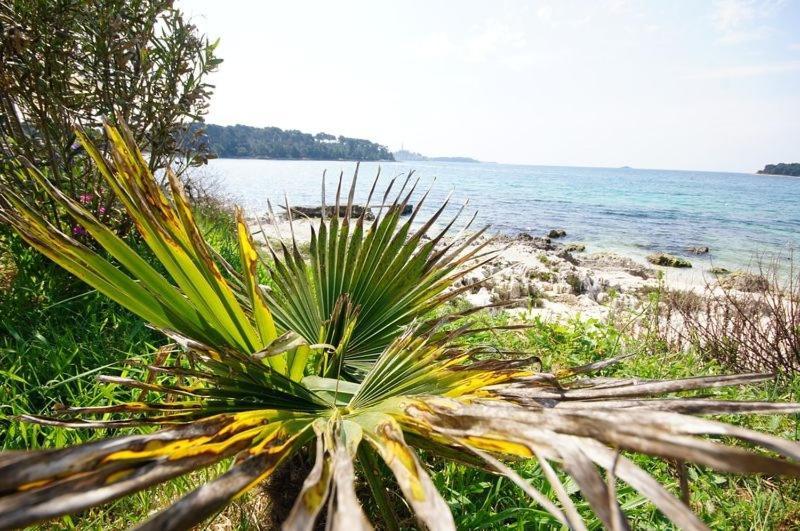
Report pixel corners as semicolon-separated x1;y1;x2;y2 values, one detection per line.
179;0;800;172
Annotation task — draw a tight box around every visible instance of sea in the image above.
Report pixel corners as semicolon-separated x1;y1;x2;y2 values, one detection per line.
196;159;800;275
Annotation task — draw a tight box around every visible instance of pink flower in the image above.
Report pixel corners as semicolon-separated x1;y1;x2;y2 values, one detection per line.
78;193;94;204
72;225;87;236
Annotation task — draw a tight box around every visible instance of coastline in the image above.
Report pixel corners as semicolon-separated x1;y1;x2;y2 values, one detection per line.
248;215;724;323
206;158;800;277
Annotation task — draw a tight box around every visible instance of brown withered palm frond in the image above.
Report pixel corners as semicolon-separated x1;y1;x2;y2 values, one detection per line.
1;121;800;530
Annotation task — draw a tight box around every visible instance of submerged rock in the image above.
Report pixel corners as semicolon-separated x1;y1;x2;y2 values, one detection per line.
548;229;567;239
647;253;692;268
710;267;731;275
687;246;710;255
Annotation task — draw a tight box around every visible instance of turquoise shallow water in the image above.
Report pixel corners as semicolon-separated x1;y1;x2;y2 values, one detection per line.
200;159;800;272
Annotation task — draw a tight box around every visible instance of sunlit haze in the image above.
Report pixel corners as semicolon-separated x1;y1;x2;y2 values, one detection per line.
180;0;800;172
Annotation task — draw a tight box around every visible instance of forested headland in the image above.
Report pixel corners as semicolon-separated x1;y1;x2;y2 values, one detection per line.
203;124;394;161
758;163;800;176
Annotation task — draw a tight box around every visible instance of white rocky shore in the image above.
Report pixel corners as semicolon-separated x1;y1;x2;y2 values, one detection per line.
248;215;715;322
450;233;658;321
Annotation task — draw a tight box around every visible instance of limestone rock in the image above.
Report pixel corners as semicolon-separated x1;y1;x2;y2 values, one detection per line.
498;233;555;250
564;243;586;252
580;253;656;279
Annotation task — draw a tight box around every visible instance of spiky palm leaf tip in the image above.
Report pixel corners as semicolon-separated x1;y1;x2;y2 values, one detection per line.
1;121;800;530
257;162;495;380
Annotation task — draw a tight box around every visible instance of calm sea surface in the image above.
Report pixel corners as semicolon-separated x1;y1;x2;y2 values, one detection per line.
197;159;800;272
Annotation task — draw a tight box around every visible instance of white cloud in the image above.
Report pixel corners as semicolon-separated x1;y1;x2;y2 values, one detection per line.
413;21;531;67
685;60;800;79
537;5;554;25
713;0;757;31
412;32;458;60
606;0;633;14
501;51;549;72
465;20;527;63
534;3;593;28
717;26;771;44
411;20;542;71
711;0;785;44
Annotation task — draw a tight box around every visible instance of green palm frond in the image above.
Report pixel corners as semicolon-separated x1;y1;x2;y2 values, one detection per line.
2;127;268;356
262;166;494;379
2;121;800;530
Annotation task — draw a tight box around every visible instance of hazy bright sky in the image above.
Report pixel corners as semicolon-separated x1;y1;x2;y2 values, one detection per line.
179;0;800;172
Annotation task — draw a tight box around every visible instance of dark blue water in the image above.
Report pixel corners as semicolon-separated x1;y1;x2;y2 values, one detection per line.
200;159;800;272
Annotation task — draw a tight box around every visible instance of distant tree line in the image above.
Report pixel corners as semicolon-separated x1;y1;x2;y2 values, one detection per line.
394;149;479;163
202;124;394;161
758;163;800;176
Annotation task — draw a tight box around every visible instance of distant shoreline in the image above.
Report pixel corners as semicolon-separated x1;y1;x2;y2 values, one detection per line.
393;149;480;163
208;157;766;175
211;156;395;162
756;172;800;177
208;156;487;164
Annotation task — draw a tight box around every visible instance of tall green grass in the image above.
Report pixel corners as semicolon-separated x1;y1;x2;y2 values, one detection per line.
0;204;241;451
0;205;262;529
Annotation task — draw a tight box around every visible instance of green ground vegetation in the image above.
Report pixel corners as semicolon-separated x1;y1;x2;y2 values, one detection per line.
1;207;799;530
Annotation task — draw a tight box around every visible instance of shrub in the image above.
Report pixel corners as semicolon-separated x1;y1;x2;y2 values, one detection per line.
645;258;800;372
0;0;221;234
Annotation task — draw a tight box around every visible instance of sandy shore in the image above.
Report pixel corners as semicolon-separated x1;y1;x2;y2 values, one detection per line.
248;215;721;322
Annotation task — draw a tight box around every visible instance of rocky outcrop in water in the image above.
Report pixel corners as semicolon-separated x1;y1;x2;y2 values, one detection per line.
647;253;692;268
548;229;567;238
687;246;709;255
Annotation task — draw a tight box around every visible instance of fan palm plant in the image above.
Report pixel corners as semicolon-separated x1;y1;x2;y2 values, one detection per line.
1;121;800;530
257;165;493;379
